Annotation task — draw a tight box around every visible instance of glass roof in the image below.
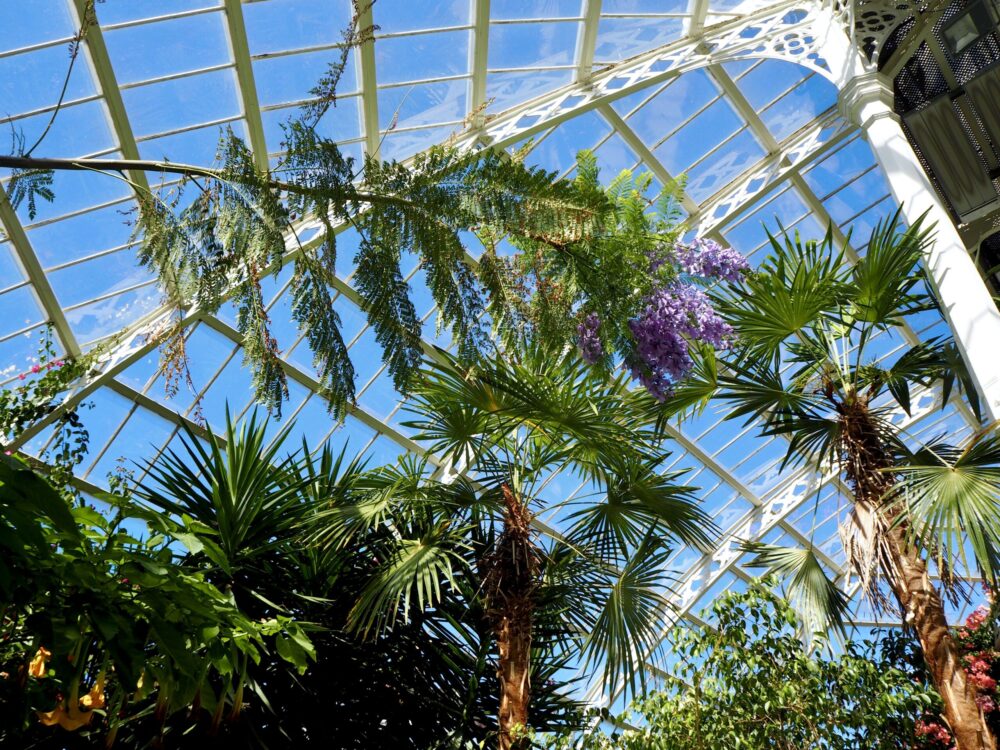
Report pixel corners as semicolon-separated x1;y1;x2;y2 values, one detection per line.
0;0;983;704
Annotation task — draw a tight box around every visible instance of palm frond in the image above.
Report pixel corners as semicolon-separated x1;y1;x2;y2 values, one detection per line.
566;459;714;563
568;538;675;698
348;525;471;637
712;224;848;359
849;207;932;328
742;541;849;636
839;501;897;614
892;430;1000;583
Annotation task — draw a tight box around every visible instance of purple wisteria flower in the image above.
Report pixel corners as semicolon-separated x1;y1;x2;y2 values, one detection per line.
577;312;604;365
628;283;734;401
676;238;749;283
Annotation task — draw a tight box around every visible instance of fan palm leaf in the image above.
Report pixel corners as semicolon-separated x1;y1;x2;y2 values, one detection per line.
742;542;849;636
892;430;1000;581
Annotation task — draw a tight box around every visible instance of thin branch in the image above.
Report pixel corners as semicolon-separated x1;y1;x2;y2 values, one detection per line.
23;0;99;157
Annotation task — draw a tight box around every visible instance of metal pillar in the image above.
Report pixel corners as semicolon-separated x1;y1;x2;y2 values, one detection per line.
823;15;1000;420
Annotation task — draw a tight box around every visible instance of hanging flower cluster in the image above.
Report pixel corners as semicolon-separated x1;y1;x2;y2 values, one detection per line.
576;312;603;365
676;238;750;283
627;283;735;401
576;238;748;401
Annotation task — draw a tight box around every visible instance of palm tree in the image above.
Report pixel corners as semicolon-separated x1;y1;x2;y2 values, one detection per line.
135;410;579;748
312;344;714;749
699;209;992;749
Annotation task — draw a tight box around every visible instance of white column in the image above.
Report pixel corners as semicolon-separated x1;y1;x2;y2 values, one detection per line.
821;17;1000;420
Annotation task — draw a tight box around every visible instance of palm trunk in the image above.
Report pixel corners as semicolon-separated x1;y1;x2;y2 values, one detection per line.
841;398;994;750
483;484;539;750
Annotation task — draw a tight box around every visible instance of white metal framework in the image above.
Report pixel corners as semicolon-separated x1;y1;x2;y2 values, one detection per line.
1;0;998;702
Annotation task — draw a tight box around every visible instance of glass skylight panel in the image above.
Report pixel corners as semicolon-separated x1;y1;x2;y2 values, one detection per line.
378;79;467;131
824;168;893;227
727;59;809;109
254;49;359;107
486;68;573;112
603;0;690;11
379;123;458;161
85;402;176;486
358;368;405;422
241;0;352;56
12;160;131;226
726;438;793;493
10;99;114;158
654;97;743;175
615;70;718;141
0;286;45;340
375;29;470;85
71;385;135;467
122;69;241;138
263;98;362;154
96;0;222;26
685;128;767;202
521;110;611;172
145;325;234;412
801;134;873;197
489;0;583;20
0;244;24;288
27;201;137;268
376;0;468;33
0;1;77;52
838;194;894;243
758;75;837;141
103;11;229;85
66;284;161;343
488;19;579;70
46;247;155;310
0;44;96;119
722;185;813;259
590;132;640;177
139;120;247;165
186;349;262;429
593;16;685;65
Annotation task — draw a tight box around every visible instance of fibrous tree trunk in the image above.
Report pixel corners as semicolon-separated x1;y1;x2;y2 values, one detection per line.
839;396;994;750
482;484;539;750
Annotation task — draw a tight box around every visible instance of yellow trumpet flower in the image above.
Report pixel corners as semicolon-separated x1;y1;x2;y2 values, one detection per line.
36;672;106;732
27;647;51;678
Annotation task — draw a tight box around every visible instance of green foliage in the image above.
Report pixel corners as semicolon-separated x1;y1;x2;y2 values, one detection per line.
540;581;938;750
0;326;95;491
135;409;581;748
320;343;715;707
713;210;979;449
0;456;309;748
741;542;849;637
6;166;54;220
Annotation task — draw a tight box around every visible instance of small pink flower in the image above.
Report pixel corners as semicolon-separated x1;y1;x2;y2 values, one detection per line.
30;364;41;374
968;672;996;691
967;656;990;675
17;374;25;381
966;605;989;631
916;719;954;745
976;694;996;713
